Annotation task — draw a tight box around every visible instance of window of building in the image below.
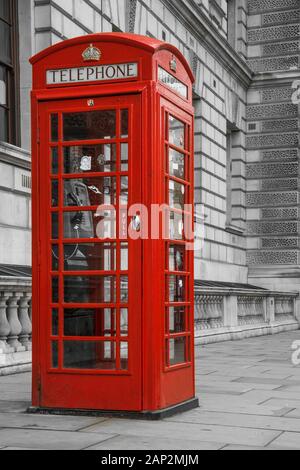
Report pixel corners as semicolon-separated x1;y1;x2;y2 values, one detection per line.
226;121;239;229
0;0;19;144
227;0;237;49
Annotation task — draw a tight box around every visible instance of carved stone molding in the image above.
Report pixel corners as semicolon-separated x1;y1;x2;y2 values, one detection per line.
248;24;299;43
261;207;298;219
247;251;298;265
262;149;298;162
247;221;298;235
261;178;298;191
246;133;298;150
263;41;299;56
263;9;300;25
248;0;299;14
247;103;297;120
262;238;299;249
247;191;298;207
262;119;298;133
248;56;299;73
246;162;298;178
127;0;137;33
262;87;293;103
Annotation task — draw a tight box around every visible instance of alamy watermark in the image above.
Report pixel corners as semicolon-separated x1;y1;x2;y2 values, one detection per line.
291;341;300;366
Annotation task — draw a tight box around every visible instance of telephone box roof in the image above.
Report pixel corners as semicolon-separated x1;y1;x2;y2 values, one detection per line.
30;32;194;83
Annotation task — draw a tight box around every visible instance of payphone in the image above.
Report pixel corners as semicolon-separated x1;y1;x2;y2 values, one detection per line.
30;33;198;417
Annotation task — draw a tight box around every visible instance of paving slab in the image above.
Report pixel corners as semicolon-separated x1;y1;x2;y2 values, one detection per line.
269;432;300;450
0;428;117;450
0;412;107;431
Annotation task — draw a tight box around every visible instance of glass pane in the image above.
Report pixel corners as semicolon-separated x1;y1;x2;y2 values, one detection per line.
52;180;59;207
64;308;116;337
0;66;7;105
52;309;59;336
63;341;116;370
0;1;10;22
63;209;116;239
64;177;116;207
169;115;185;149
121;109;128;138
120;276;128;303
51;148;59;175
169;275;185;302
120;176;128;204
52;342;59;368
168;307;186;333
169;211;184;240
169;244;185;271
121;143;128;171
64;276;116;303
169;149;185;179
0;106;7;142
52;244;59;271
63;110;116;141
169;337;186;366
121;243;128;271
120;308;128;336
52;277;59;303
52;213;59;240
0;19;11;64
63;243;116;271
51;114;58;142
169;180;185;210
120;342;128;370
64;144;116;174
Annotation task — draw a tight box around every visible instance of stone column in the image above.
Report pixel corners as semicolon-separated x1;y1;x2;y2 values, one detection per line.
0;292;11;353
18;293;32;350
7;292;25;352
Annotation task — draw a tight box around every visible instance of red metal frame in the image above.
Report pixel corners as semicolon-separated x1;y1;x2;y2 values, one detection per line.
31;33;195;413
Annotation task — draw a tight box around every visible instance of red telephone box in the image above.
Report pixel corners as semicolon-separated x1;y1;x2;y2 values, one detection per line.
30;33;198;418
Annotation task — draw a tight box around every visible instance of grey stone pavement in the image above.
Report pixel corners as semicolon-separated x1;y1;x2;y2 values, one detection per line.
0;331;300;450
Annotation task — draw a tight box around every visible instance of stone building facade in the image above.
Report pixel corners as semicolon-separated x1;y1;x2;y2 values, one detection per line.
0;0;299;368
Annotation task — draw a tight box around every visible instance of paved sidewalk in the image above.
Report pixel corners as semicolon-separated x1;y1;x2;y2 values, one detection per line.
0;331;300;450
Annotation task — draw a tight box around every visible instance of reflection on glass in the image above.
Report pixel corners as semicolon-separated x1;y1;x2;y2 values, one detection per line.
64;144;117;174
169;115;185;148
63;243;116;271
120;308;128;336
52;147;59;174
169;337;186;366
168;307;185;333
63;210;94;239
52;213;59;240
52;180;59;207
52;309;59;336
52;277;59;303
64;276;116;303
120;342;128;370
169;244;185;271
52;244;59;271
121;109;129;138
120;176;128;204
120;276;128;303
64;177;116;207
121;243;128;271
169;211;184;240
51;114;59;142
169;149;185;179
63;341;116;370
169;275;185;302
121;143;128;171
63;110;116;141
64;308;116;337
52;341;59;368
169;180;185;210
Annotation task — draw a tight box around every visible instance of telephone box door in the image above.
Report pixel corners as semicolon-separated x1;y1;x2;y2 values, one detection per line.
36;94;142;411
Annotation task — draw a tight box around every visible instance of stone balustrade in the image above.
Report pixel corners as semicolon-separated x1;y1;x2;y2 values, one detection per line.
195;286;299;344
0;277;32;369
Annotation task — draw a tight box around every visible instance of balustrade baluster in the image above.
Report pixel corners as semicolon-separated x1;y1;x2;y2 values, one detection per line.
18;292;32;350
0;292;12;353
7;292;25;352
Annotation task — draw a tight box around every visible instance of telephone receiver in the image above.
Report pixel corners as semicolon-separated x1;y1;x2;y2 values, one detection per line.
64;180;93;238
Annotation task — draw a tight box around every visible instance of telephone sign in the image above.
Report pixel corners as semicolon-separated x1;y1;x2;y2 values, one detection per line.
30;33;198;418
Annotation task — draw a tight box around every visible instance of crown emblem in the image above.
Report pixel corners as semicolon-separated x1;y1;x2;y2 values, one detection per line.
170;56;177;73
82;44;101;62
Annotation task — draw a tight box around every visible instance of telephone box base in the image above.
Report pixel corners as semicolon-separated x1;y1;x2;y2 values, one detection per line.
27;398;199;421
